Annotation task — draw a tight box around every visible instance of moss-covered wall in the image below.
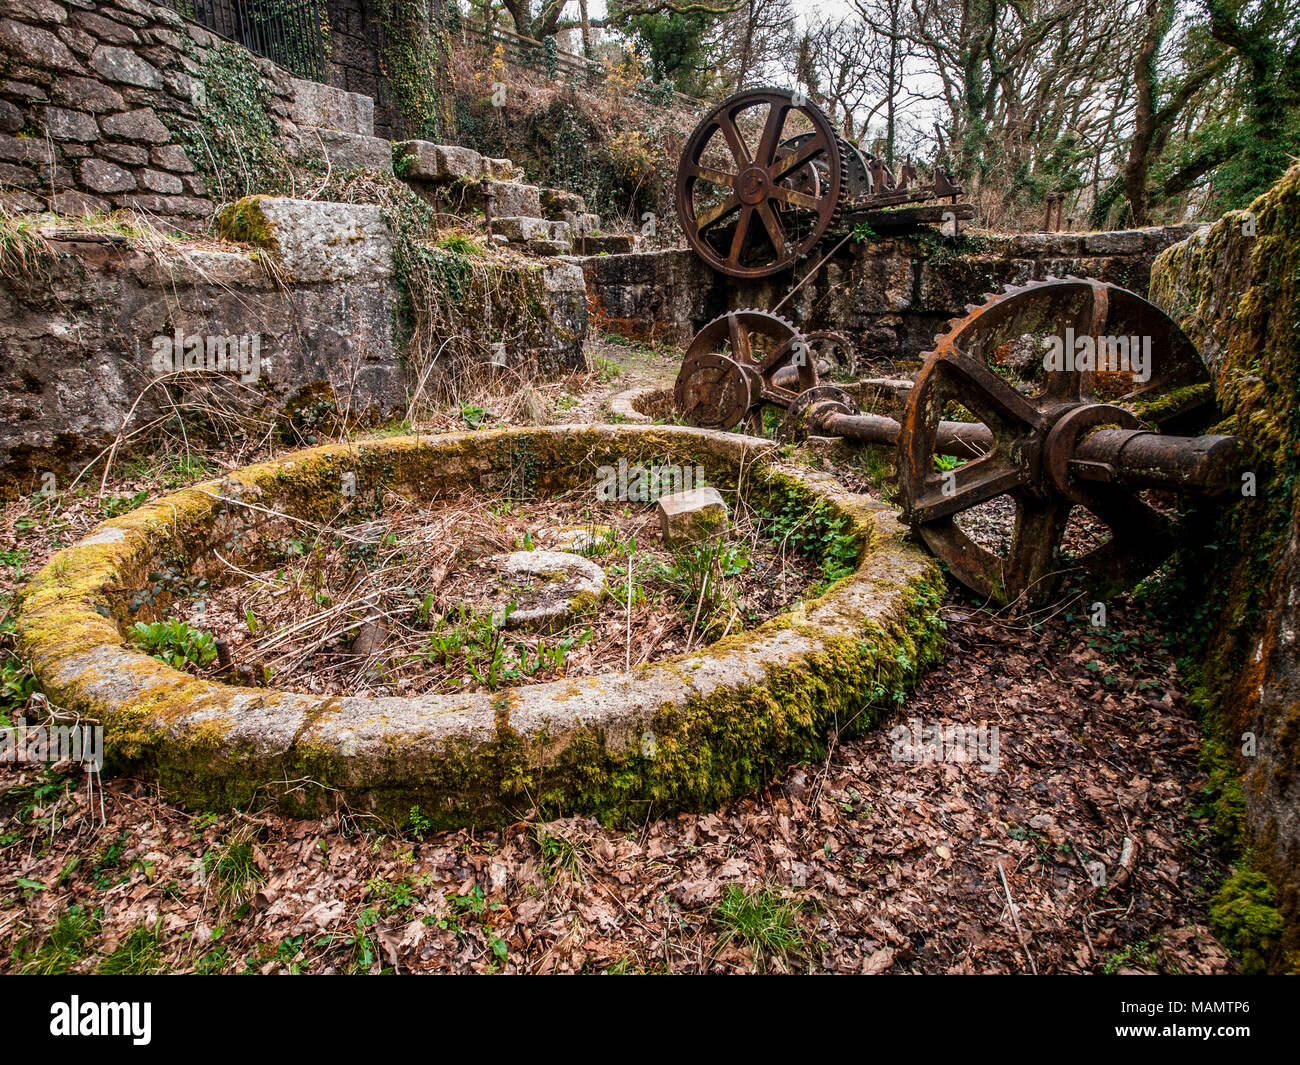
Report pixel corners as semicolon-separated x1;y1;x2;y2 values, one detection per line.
1148;162;1300;973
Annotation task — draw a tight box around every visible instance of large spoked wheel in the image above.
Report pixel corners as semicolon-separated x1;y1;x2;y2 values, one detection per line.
676;89;845;279
674;309;818;432
897;278;1209;607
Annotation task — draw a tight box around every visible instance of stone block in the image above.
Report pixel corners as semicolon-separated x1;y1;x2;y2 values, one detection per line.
485;180;541;218
216;195;394;283
79;156;135;193
483;156;520;181
657;487;728;545
288;78;374;137
296;127;392;173
540;186;586;219
99;107;169;143
89;44;160;88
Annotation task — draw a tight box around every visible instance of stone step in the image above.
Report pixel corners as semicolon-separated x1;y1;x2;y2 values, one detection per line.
293;127;392;174
540;187;587;220
577;234;639;255
395;141;524;185
216;196;393;283
484;180;541;220
491;216;573;246
289;79;376;137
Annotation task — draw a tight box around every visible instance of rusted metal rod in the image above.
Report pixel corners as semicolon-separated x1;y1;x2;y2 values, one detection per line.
819;409;990;458
1069;428;1253;497
804;401;1252;495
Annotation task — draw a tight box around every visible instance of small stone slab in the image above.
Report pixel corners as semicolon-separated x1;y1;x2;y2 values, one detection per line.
288;79;374;137
491;216;571;244
484;157;521;181
658;486;727;545
529;238;571;257
540;187;587;218
394;141;484;183
577;234;637;255
484;550;606;631
295;127;392;173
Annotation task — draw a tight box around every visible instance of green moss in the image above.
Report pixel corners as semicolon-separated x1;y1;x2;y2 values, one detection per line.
214;196;278;248
1210;869;1285;974
1130;380;1214;426
1148;162;1300;972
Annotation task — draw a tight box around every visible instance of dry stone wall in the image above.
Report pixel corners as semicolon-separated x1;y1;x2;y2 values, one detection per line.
582;225;1200;364
0;0;305;229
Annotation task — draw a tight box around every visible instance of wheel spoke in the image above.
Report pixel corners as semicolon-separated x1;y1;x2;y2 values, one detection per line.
727;206;755;267
695;194;741;232
717;112;752;168
754;101;791;167
726;313;753;364
940;351;1050;431
770;186;824;212
770;137;825;183
909;457;1027;523
1005;498;1072;604
686;163;738;189
755;201;787;256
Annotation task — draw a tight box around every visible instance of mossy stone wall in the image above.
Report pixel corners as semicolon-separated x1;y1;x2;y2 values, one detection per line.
1149;162;1300;973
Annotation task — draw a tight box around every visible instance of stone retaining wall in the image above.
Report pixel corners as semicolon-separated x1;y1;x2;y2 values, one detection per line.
1149;165;1300;971
582;225;1201;363
0;0;306;230
0;198;588;492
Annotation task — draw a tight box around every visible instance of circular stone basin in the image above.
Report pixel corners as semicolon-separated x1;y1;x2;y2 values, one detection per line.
480;550;606;631
16;425;944;828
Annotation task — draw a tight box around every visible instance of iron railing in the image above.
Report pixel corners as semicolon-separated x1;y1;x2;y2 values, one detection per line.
163;0;326;82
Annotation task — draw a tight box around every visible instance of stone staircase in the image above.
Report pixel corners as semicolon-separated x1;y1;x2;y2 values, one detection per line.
282;78;640;259
392;140;639;258
288;79;393;173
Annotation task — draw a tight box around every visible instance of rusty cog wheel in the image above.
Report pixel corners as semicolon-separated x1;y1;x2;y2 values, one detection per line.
897;277;1212;607
676;88;846;278
674;308;817;431
836;137;874;199
804;329;858;380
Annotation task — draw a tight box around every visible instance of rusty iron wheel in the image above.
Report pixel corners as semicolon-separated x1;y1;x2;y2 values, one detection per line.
804;329;859;380
896;277;1210;607
676;88;846;279
674;309;817;431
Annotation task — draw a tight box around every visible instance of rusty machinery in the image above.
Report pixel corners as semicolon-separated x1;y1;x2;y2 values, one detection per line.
673;278;1256;606
675;87;967;279
670;89;1253;604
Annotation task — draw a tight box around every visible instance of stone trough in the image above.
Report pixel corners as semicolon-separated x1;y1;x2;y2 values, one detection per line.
15;425;945;828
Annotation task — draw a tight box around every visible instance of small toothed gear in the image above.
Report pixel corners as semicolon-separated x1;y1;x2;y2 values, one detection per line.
674;308;816;431
803;329;858;380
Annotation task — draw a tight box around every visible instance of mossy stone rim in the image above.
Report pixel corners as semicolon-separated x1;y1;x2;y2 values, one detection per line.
15;425;944;824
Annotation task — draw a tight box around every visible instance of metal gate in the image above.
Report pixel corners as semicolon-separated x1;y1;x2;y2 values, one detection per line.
164;0;326;82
